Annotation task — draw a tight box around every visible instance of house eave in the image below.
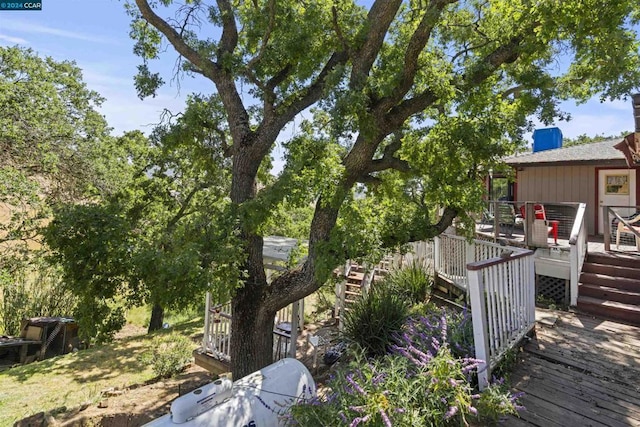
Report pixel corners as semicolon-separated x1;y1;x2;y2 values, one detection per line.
507;159;630;168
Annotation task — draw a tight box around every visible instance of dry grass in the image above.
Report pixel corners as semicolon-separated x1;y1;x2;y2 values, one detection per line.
0;317;203;426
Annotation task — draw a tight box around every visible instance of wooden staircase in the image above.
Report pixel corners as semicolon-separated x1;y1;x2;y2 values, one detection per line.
335;262;389;325
577;253;640;326
343;264;367;312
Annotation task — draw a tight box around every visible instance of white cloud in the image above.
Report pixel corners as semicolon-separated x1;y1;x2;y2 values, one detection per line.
2;20;115;44
0;34;28;44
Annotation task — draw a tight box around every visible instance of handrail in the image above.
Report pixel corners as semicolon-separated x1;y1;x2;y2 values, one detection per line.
467;248;536;390
569;203;587;245
467;249;534;271
609;208;640;241
604;206;640;252
568;204;588;306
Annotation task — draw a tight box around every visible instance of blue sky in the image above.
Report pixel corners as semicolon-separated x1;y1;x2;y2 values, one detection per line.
0;1;636;143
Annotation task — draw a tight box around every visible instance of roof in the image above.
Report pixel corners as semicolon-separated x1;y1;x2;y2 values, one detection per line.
263;236;301;263
505;138;626;166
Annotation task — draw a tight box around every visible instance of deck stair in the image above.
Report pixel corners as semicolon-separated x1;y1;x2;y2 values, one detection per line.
343;263;367;312
335;262;390;324
577;253;640;326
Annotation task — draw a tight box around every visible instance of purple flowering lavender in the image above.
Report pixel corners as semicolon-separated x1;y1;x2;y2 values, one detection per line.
391;307;474;363
444;405;459;419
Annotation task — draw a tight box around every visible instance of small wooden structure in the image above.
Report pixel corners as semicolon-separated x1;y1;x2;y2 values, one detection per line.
0;317;79;367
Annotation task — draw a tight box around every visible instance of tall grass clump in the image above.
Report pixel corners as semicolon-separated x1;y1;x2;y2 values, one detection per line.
342;286;409;357
383;263;433;305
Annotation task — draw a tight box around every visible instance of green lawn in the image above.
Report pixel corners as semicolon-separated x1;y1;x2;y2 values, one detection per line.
0;317;203;426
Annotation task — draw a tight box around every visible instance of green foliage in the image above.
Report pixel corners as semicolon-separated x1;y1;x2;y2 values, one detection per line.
0;259;77;336
0;46;118;265
45;97;245;340
563;131;631;147
382;264;433;305
140;332;194;378
342;286;409;357
475;380;523;425
288;348;522;426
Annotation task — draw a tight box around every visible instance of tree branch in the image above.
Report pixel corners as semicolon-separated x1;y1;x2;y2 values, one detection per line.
332;5;351;56
459;35;523;90
216;0;239;55
350;0;403;90
167;183;204;230
245;0;276;70
252;51;349;156
134;0;219;81
379;0;457;110
364;132;411;174
135;0;251;146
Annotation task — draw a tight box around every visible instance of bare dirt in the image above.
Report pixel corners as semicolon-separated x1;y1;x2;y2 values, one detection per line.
17;319;341;427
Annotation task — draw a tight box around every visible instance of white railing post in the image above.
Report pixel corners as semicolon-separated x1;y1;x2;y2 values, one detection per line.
335;261;349;329
569;203;587;306
569;245;578;306
466;241;474;287
468;267;490;391
203;291;211;348
289;300;300;358
527;254;536;324
434;236;441;276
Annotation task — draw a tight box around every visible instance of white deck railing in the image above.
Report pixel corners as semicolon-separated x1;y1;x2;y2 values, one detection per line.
202;292;303;363
339;235;535;391
569;203;588;306
467;249;536;390
434;234;525;290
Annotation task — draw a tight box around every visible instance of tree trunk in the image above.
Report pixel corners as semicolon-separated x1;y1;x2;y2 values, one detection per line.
148;302;165;333
230;289;275;379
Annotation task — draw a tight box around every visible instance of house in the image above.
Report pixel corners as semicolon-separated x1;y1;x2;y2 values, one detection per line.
505;95;640;237
505;133;638;237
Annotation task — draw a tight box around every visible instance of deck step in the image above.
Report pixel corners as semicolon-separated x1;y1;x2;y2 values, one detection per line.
579;272;640;292
581;262;640;280
576;296;640;326
579;284;640;305
585;253;640;269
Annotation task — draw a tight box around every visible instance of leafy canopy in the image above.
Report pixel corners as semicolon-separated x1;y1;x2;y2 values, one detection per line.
124;0;640;376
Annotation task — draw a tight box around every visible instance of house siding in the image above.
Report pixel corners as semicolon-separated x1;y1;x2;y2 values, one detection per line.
516;165;596;235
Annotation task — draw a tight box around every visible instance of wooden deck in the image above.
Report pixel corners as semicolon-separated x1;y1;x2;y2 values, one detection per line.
506;309;640;426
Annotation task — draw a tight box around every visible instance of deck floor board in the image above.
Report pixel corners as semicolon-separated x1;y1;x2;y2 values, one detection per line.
505;309;640;426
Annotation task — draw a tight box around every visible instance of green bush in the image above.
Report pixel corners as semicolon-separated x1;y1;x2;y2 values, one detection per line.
288;347;523;426
142;333;193;378
383;263;433;305
342;286;409;357
290;303;523;426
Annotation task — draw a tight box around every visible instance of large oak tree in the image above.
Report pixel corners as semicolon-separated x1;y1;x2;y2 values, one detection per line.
127;0;640;377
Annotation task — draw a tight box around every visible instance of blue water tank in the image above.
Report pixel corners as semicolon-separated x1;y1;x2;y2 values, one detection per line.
532;127;563;152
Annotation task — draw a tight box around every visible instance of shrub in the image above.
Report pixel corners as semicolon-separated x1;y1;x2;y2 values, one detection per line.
142;333;193;378
342;286;409;357
288;348;522;426
395;307;475;359
383;264;433;305
289;305;523;426
475;378;524;424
